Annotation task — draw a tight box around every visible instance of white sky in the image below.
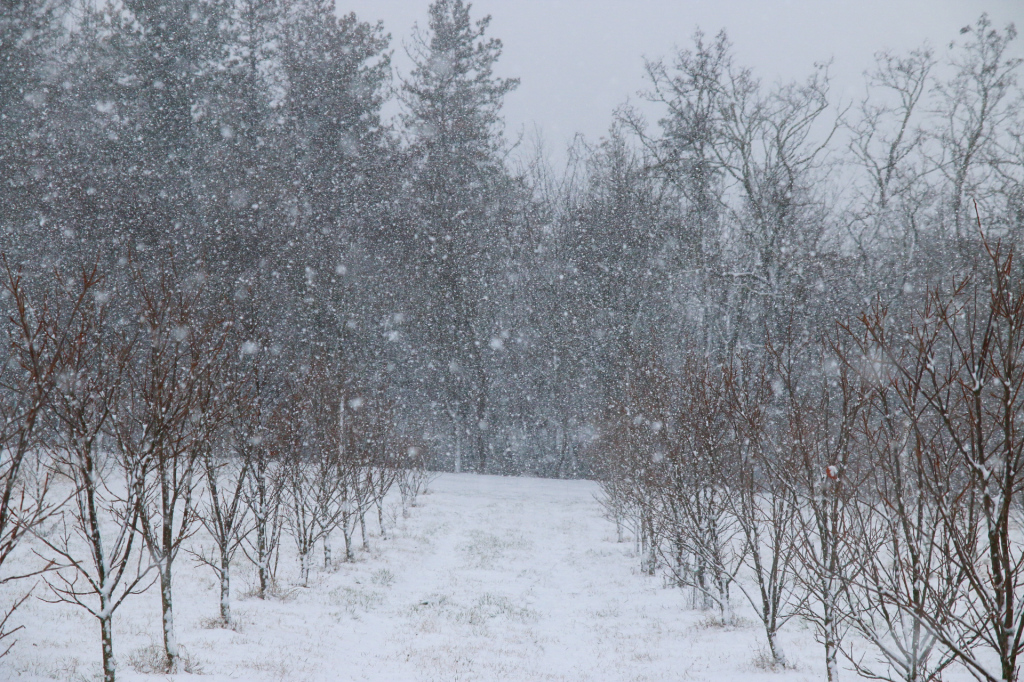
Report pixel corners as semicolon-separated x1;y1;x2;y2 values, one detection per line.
342;0;1024;162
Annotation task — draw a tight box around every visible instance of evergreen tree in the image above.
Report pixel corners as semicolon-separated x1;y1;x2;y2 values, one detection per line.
276;2;396;409
401;0;518;473
92;0;229;257
199;0;283;279
0;0;66;264
281;3;393;245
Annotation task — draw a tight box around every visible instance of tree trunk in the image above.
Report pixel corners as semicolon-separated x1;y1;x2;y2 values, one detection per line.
767;626;786;668
641;513;656;576
219;551;231;624
323;532;332;568
299;551;309;587
360;509;368;551
454;427;462;473
257;520;268;599
824;604;839;682
342;516;354;561
475;406;487;473
159;565;178;673
100;610;115;682
376;498;387;540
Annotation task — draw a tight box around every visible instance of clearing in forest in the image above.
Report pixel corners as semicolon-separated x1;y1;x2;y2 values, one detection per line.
7;474;829;681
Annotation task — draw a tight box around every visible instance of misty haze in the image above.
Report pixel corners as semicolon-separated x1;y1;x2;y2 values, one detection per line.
1;0;1023;680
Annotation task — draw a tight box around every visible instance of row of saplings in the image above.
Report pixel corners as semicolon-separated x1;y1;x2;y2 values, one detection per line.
596;239;1024;682
0;258;433;682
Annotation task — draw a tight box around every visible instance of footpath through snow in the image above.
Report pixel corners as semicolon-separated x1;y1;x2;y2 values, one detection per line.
5;473;826;681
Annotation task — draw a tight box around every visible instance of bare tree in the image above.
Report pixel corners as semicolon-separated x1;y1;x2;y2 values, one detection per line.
0;258;65;655
770;331;870;682
235;293;283;600
863;235;1024;682
322;371;355;565
240;435;283;598
193;440;249;625
34;264;152;682
593;447;633;544
281;430;321;585
592;349;667;576
280;364;345;584
629;27;843;349
845;46;935;294
395;443;434;521
274;376;313;577
722;354;803;668
360;388;399;540
933;15;1021;243
116;264;233;672
626;29;731;351
659;355;744;615
834;315;963;682
191;348;251;625
344;384;404;551
730;69;842;339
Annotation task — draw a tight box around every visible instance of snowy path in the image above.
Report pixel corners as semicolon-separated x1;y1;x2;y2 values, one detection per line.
4;473;825;681
354;474;819;682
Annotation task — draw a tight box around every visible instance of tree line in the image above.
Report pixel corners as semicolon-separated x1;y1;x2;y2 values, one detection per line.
0;254;432;681
595;236;1024;682
2;0;1021;475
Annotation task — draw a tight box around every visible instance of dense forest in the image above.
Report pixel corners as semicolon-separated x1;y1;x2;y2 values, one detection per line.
2;0;1021;475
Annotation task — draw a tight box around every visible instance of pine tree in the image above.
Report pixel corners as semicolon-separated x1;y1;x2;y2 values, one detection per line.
198;0;283;279
402;0;518;474
276;2;396;416
93;0;229;256
0;0;65;263
281;2;392;243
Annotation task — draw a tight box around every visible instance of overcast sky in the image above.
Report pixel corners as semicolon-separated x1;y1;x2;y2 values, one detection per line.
343;0;1024;162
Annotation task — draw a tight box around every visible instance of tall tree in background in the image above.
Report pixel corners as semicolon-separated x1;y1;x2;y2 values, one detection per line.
633;30;845;351
401;0;518;473
934;15;1020;246
630;30;730;350
281;2;393;248
41;0;229;268
279;2;396;418
198;0;282;278
0;0;66;266
845;46;934;301
564;129;669;408
110;0;228;255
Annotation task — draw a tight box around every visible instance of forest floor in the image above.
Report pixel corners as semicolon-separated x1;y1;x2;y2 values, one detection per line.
2;473;897;681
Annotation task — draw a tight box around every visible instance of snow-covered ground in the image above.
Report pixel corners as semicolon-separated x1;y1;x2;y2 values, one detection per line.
5;473;858;681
